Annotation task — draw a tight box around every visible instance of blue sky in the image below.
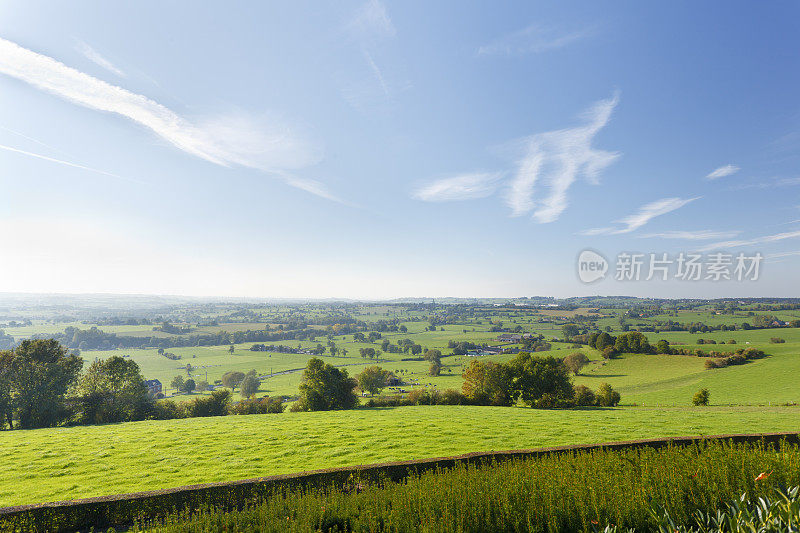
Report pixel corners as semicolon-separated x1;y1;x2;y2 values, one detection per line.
1;1;798;299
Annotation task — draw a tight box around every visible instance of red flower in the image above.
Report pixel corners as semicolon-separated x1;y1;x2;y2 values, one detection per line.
755;471;772;481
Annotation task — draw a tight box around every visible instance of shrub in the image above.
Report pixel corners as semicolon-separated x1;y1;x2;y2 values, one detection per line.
692;388;710;406
601;346;618;359
406;388;433;405
563;352;590;375
595;383;621;407
770;337;786;343
438;388;468;405
183;390;231;418
229;396;284;415
573;385;596;406
151;399;183;420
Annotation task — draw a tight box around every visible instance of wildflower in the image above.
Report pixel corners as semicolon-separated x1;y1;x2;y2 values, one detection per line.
755;471;772;481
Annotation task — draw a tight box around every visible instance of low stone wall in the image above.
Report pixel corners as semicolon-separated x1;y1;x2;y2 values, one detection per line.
1;431;797;532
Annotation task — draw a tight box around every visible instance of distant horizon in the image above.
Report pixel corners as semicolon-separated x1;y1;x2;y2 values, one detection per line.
1;290;799;304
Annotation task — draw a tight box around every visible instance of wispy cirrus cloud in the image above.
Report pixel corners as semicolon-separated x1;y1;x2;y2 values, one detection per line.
640;230;741;240
505;93;620;222
412;172;501;202
344;0;397;105
699;229;800;252
581;197;700;235
768;250;800;259
0;142;139;183
348;0;395;41
730;177;800;190
0;37;337;200
478;24;594;56
75;40;126;78
706;164;740;180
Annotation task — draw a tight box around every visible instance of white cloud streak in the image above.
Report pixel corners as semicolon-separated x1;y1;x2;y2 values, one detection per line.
581;197;700;235
0;37;336;200
413;172;501;202
348;0;396;41
640;230;740;240
0;142;139;183
768;250;800;259
504;93;620;222
706;164;739;180
75;40;126;78
699;229;800;252
478;24;593;56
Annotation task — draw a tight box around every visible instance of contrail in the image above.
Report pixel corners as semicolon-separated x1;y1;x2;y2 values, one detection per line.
0;142;142;184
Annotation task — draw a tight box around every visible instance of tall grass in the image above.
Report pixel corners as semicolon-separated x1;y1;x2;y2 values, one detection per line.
134;440;800;532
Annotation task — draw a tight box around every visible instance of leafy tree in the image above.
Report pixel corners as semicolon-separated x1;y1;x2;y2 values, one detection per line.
563;352;590;375
76;356;152;424
240;374;261;398
429;362;442;376
222;371;246;390
461;359;515;406
228;345;235;354
297;357;358;411
171;375;185;391
356;366;391;396
182;379;196;394
5;340;83;429
195;380;210;392
693;388;710;406
573;385;596;406
423;349;442;365
593;332;615;350
508;353;573;408
596;383;621;407
0;351;13;429
655;340;672;354
561;324;580;340
614;331;651;354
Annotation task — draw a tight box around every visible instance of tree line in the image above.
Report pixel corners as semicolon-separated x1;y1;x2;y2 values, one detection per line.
290;353;621;413
0;340;283;430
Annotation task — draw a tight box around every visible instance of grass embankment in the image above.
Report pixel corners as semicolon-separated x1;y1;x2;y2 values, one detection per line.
133;440;800;532
1;405;799;507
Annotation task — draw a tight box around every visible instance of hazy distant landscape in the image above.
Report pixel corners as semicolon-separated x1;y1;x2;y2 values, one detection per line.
1;294;799;515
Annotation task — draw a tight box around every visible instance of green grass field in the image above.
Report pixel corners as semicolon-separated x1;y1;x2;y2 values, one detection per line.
1;404;799;507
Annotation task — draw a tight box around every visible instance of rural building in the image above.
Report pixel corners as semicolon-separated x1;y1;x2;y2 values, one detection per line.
144;379;162;395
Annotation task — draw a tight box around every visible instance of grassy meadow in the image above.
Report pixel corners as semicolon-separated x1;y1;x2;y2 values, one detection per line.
1;405;799;507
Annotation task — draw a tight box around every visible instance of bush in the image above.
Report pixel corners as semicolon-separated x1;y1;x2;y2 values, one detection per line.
693;388;710;406
573;385;596;406
601;346;618;359
229;396;284;415
438;388;467;405
406;388;434;405
770;337;786;343
595;383;621;407
182;390;231;418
